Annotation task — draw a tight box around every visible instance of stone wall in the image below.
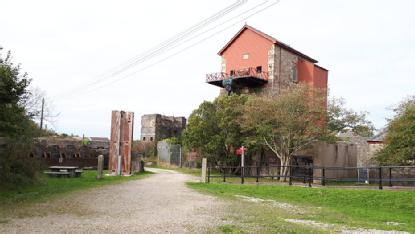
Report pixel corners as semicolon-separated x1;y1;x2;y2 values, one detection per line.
29;137;109;168
140;114;158;142
141;114;186;143
271;44;299;93
248;141;359;179
219;45;299;97
252;44;299;97
312;141;358;179
365;143;383;166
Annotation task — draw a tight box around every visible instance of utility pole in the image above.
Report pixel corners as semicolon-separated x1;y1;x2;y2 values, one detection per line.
39;98;45;130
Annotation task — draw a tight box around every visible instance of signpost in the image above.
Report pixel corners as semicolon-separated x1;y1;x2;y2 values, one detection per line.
236;146;247;184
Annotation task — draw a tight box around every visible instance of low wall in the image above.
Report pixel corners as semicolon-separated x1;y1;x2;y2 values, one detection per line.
312;142;358;179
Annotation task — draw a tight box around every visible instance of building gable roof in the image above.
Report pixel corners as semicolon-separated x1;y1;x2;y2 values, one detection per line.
218;25;318;63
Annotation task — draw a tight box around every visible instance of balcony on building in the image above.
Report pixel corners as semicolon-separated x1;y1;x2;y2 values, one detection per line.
206;66;268;88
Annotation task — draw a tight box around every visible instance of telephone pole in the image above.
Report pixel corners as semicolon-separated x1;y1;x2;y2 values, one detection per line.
40;98;45;130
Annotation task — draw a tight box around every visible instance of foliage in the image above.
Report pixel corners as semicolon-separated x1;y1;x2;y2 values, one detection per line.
0;49;43;188
376;96;415;165
327;97;375;137
182;94;247;165
184;86;376;175
25;87;58;128
188;182;415;233
240;85;327;178
0;49;33;138
0;130;43;190
163;137;180;145
133;140;155;157
81;137;90;146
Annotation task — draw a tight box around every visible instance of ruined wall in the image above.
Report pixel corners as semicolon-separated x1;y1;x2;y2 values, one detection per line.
141;114;186;143
141;114;158;142
108;111;134;175
248;141;359;179
316;142;354;167
365;143;383;166
30;137;109;168
157;115;186;141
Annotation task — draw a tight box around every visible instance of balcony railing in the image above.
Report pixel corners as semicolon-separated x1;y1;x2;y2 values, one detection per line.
206;67;269;83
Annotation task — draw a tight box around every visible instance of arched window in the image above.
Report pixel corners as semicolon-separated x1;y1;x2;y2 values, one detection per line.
291;66;298;83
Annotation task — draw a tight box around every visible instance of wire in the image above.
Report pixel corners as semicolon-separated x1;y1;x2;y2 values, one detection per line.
55;0;247;99
68;0;281;97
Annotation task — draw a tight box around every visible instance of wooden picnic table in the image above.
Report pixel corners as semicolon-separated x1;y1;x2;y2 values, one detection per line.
45;166;83;178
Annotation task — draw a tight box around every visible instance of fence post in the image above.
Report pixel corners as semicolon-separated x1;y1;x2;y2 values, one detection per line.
241;166;245;184
378;167;383;190
321;167;326;186
223;167;226;182
96;155;104;180
179;146;182;168
241;149;245;184
201;158;207;183
289;165;293;186
303;167;307;184
389;167;392;187
207;165;211;183
256;164;260;183
308;167;312;187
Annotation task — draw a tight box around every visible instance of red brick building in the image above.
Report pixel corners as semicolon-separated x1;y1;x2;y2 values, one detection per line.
206;24;328;96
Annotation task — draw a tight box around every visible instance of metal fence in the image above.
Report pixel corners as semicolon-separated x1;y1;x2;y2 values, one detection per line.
207;165;415;190
157;141;182;167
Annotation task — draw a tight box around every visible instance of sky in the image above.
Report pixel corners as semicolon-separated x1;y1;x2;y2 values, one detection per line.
1;0;414;138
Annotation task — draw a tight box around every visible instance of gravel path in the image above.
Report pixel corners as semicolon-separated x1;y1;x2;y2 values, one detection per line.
0;168;228;233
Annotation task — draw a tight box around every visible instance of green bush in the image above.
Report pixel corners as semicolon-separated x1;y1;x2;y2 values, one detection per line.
0;139;42;190
0;49;43;189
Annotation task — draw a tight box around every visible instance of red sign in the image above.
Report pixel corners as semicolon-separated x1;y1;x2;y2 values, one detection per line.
235;146;247;156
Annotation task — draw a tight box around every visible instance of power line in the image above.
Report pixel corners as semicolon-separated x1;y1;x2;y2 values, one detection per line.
55;0;247;99
75;0;281;96
57;0;280;99
97;0;247;78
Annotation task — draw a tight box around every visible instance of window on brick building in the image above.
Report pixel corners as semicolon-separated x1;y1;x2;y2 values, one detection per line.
256;66;262;73
143;137;146;141
150;137;153;141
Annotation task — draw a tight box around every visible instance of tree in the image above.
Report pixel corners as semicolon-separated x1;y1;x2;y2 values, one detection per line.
376;96;415;165
327;97;375;137
182;94;247;165
0;50;32;137
25;87;58;131
0;49;42;189
240;85;327;179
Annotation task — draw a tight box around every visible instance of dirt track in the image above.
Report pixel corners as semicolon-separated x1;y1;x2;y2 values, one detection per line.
0;168;228;233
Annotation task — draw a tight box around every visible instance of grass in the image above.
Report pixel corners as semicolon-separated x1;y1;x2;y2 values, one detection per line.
0;170;153;208
188;182;415;233
214;205;326;234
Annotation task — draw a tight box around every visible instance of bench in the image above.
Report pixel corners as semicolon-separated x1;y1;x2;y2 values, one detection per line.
75;169;83;177
44;166;84;178
44;171;70;178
